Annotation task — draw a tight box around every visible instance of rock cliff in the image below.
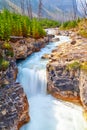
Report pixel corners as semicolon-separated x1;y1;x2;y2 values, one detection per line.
10;36;49;60
0;35;50;129
0;59;30;130
47;36;87;110
0;83;29;130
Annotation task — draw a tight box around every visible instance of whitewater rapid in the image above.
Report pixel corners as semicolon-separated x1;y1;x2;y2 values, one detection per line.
17;35;87;130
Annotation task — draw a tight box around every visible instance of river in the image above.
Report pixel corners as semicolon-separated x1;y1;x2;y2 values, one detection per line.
17;31;87;130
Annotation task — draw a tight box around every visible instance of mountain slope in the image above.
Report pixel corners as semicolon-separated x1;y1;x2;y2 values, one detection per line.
0;0;80;21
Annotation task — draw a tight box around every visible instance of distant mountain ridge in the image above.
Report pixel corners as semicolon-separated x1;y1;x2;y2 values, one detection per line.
0;0;80;21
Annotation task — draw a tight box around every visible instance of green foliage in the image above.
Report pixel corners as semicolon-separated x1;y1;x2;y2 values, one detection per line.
66;60;87;72
78;19;87;38
79;30;87;38
0;41;14;71
2;42;12;50
59;18;87;38
31;18;46;39
39;18;61;28
0;58;3;66
0;60;9;70
81;62;87;71
60;20;79;30
66;61;81;70
1;42;14;57
0;9;46;40
6;50;14;57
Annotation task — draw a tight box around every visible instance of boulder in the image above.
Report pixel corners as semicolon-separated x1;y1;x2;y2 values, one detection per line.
0;83;30;130
51;37;60;42
10;36;24;43
70;40;76;45
41;54;50;59
48;34;55;41
47;63;81;104
12;37;49;60
15;45;28;59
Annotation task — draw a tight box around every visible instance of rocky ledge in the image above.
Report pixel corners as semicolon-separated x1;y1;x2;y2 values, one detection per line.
0;60;30;130
10;36;49;60
47;35;87;111
0;83;30;130
0;35;50;129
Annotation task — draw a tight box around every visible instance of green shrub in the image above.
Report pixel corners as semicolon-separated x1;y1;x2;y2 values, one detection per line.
66;61;81;70
60;20;78;30
79;30;87;38
0;60;9;70
2;42;12;50
66;61;87;72
6;50;14;57
77;19;87;38
81;62;87;71
39;18;61;28
0;58;3;66
0;9;46;40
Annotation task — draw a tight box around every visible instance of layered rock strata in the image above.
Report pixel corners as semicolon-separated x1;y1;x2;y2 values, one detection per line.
0;83;29;130
10;37;49;59
47;37;87;109
0;60;30;130
0;35;50;129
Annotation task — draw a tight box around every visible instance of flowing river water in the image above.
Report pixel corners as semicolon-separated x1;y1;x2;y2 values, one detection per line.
17;33;87;130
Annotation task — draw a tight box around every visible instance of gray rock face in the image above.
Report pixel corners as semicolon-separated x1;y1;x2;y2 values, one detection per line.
0;36;49;129
0;59;30;130
11;37;49;60
80;70;87;110
47;63;80;103
0;60;18;85
46;36;87;108
0;82;30;130
50;37;60;42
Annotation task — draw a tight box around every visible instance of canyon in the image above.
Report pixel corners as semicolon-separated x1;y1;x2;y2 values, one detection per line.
0;29;87;130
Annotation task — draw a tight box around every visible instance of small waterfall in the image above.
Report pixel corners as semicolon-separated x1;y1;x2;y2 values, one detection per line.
17;67;47;97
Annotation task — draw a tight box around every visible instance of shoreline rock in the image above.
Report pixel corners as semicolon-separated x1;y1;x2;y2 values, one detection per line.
10;36;49;60
0;83;30;130
0;36;50;129
46;32;87;111
0;59;30;130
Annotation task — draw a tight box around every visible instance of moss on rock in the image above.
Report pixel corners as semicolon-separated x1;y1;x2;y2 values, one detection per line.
81;62;87;71
66;61;81;70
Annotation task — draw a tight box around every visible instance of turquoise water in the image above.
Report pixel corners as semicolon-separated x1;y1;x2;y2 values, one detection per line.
17;36;87;130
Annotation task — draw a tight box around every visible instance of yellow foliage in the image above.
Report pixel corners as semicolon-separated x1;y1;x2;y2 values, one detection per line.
78;19;87;38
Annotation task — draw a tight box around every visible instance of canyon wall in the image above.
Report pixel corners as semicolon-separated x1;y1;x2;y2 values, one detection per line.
47;37;87;110
0;60;30;130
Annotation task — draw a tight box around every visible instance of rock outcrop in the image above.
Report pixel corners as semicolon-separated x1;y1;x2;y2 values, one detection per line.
0;35;50;129
47;37;87;109
0;59;30;129
11;37;49;60
0;83;30;130
47;62;81;104
41;54;50;59
80;70;87;110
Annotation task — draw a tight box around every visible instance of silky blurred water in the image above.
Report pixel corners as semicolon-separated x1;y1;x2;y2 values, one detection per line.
17;35;87;130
